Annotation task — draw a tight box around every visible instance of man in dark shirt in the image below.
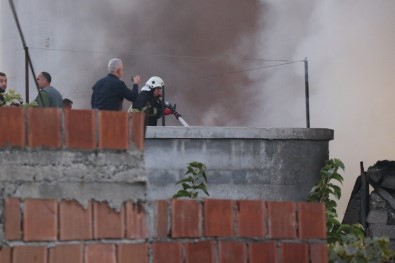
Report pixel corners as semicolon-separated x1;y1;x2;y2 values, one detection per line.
91;58;140;111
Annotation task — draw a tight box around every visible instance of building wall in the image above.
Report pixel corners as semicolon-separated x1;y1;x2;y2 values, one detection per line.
0;108;146;243
145;127;333;201
0;108;330;262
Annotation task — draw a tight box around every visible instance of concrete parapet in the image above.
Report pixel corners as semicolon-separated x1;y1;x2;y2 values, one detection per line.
144;126;333;200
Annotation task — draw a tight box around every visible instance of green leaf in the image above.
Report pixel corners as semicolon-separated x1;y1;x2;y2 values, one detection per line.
185;166;194;175
330;184;342;199
172;190;192;199
195;183;209;196
182;183;191;190
333;159;345;170
176;177;193;184
331;173;344;184
201;171;208;183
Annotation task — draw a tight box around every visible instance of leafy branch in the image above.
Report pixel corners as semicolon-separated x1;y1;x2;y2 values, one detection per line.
173;161;209;199
308;158;364;243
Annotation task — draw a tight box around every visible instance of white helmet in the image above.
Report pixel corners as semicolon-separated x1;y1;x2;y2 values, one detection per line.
145;76;164;89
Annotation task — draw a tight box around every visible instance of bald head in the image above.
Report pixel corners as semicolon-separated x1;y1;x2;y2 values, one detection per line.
36;72;52;89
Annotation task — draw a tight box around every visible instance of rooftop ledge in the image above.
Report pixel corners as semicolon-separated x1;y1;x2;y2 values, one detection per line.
146;126;334;140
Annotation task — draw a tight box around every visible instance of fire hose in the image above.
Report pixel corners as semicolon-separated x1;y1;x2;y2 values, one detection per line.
165;101;189;127
128;100;189;127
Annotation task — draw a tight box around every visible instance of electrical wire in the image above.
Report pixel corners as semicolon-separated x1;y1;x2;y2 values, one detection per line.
28;46;301;62
21;46;304;83
29;47;111;55
168;60;304;84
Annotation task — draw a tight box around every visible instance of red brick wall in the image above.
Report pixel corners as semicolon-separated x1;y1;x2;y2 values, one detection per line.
1;198;328;263
0;108;145;151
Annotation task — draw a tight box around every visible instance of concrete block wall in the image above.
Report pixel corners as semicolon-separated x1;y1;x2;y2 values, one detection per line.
145;127;334;201
0;198;328;263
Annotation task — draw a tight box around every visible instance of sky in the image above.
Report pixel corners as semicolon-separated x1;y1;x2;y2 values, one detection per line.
1;0;395;217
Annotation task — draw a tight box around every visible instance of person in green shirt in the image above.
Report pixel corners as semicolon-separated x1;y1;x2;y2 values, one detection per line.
34;72;63;108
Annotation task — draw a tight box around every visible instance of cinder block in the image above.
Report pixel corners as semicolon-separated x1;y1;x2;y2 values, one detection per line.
24;199;58;241
0;107;25;147
28;108;62;148
13;246;47;263
267;201;297;239
207;171;232;184
367;210;388;224
118;243;148;263
152;242;182;263
298;202;326;239
126;201;148;238
59;200;93;240
204;199;234;237
172;199;201;238
99;111;128;150
218;241;246;263
64;109;96;149
185;241;215;263
280;243;309;263
250;242;277;263
93;201;125;239
232;170;247;184
237;200;265;237
4;198;21;240
247;170;271;184
49;244;83;263
310;243;328;263
85;244;116;263
148;171;178;186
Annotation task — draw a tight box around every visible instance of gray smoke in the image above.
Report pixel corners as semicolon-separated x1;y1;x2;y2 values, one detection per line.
255;0;395;217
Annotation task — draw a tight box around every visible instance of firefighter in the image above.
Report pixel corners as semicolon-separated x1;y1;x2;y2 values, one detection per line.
132;76;172;126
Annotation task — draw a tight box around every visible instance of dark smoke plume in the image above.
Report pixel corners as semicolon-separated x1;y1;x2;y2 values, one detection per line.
45;0;265;126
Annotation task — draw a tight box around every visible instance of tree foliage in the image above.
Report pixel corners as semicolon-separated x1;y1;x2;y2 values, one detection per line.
330;234;395;263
